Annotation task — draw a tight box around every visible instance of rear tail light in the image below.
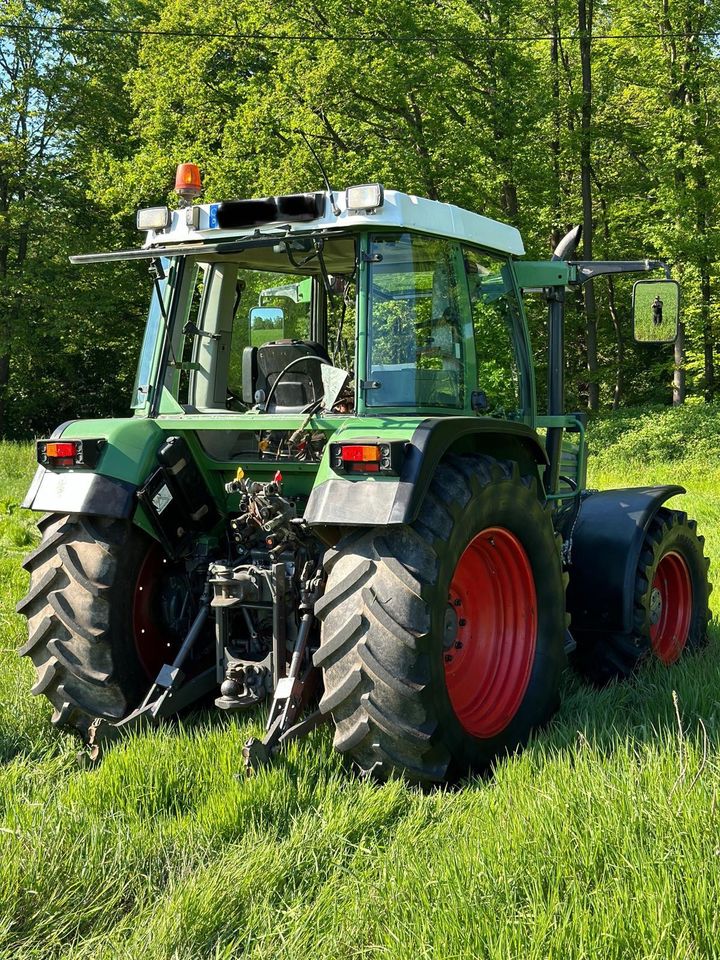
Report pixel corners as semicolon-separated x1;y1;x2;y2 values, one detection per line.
330;440;404;475
37;438;105;469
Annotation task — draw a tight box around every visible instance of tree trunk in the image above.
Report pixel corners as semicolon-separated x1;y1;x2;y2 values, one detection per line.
673;321;685;405
550;1;561;216
579;0;598;411
701;271;713;401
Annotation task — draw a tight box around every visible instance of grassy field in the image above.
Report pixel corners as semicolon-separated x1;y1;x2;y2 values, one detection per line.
2;408;720;959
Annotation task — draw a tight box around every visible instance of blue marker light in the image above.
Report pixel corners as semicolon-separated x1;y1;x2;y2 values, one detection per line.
209;204;219;229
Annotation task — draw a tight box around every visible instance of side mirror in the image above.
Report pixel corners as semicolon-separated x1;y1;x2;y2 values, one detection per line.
249;306;284;347
633;279;680;343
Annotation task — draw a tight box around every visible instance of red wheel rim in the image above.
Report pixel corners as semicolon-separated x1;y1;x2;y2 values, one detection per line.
649;551;692;664
132;542;176;680
444;527;537;738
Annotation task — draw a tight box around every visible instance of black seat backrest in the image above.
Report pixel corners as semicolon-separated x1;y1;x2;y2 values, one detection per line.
242;340;330;411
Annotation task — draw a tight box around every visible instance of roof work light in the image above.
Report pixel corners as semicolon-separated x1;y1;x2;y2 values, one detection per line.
136;206;171;231
345;183;384;213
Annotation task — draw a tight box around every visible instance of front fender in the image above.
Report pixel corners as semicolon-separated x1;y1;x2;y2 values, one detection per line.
566;485;685;635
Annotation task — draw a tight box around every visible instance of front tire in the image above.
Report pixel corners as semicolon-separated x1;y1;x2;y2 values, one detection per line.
314;454;567;784
574;508;711;684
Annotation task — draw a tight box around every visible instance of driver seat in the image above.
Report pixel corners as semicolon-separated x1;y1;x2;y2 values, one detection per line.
242;339;330;412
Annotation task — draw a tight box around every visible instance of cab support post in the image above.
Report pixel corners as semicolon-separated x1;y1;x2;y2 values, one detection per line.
545;285;565;494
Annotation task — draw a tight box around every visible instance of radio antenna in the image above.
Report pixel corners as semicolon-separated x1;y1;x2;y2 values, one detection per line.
295;129;341;216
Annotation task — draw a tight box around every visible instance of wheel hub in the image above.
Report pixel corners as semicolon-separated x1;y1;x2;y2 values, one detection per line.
443;604;458;650
649;586;662;626
649;551;692;664
444;526;537;739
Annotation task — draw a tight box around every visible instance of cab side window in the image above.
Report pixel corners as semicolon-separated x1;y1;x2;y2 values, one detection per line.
463;247;522;415
367;233;467;409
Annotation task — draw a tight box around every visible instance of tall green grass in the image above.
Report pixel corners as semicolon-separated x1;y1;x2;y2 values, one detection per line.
1;409;720;959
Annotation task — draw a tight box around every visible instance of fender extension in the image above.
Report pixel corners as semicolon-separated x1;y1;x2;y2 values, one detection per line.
22;466;137;519
305;417;548;527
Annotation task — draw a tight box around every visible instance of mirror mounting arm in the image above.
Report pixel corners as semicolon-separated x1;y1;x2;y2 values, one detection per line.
568;260;670;284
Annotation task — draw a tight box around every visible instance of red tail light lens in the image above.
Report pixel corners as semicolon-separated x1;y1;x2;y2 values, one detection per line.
46;442;78;458
341;445;381;463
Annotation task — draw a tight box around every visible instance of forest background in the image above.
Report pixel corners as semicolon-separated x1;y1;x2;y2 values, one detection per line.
1;0;719;438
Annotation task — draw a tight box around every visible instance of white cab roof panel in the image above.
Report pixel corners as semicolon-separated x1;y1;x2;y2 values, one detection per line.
145;189;525;257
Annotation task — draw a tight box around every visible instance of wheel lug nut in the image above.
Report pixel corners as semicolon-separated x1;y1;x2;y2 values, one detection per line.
455;641;463;649
453;598;462;606
458;618;467;627
444;654;453;663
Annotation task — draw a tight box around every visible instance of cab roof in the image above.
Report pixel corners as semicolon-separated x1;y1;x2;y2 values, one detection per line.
70;188;525;265
146;188;525;257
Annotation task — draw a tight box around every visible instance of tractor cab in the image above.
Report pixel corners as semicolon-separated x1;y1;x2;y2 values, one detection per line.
74;167;530;427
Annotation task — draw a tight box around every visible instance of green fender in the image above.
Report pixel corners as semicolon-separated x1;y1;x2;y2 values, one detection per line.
303;417;548;527
22;418;165;532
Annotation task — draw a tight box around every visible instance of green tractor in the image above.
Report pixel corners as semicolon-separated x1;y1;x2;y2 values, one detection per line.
16;167;711;782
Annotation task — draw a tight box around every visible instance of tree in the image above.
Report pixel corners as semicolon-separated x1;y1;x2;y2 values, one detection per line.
0;0;157;436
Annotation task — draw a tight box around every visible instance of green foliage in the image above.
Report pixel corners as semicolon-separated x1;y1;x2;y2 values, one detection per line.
590;403;720;466
0;0;156;437
4;0;720;432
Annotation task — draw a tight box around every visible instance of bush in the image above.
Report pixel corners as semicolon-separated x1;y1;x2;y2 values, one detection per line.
588;403;720;467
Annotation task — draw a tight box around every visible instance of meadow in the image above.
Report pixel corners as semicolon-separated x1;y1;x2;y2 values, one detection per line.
1;407;720;959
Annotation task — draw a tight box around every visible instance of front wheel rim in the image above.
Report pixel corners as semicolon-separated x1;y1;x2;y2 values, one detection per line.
649;551;692;664
444;527;538;738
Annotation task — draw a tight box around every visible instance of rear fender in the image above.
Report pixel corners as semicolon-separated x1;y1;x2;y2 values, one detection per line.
304;417;548;527
566;485;685;635
22;418;163;530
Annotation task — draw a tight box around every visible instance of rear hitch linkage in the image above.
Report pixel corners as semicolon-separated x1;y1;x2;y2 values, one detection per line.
242;561;328;774
82;541;329;773
83;578;217;764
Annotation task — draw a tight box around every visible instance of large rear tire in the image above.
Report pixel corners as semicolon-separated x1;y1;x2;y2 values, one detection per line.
573;507;711;684
314;454;567;784
16;513;184;737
